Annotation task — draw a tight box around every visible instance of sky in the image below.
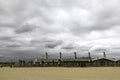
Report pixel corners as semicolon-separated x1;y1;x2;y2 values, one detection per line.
0;0;120;60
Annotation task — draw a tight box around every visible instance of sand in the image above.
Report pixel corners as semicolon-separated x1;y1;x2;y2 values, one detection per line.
0;67;120;80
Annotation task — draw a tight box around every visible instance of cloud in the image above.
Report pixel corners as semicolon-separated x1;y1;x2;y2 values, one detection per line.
0;0;120;60
89;45;109;52
61;42;78;50
45;40;63;49
31;38;63;49
15;24;35;34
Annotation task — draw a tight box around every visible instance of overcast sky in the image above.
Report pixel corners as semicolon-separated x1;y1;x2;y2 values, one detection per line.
0;0;120;60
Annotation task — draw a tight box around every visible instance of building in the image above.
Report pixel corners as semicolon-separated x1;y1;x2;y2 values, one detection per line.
34;52;92;67
116;60;120;66
92;57;116;67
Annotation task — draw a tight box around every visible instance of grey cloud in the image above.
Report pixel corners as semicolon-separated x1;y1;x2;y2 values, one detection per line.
15;25;35;34
92;9;120;30
7;44;21;48
0;41;22;49
31;38;56;44
89;45;110;52
0;0;120;59
61;42;78;50
0;36;13;41
45;40;63;49
31;38;63;49
91;48;108;52
65;0;120;36
0;23;17;28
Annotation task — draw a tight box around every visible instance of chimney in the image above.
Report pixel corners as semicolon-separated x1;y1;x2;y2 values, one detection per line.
88;52;91;58
74;52;77;59
45;52;48;59
103;52;106;58
59;52;62;59
88;52;92;65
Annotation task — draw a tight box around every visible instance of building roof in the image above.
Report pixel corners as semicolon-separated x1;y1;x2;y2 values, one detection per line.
35;58;90;62
116;60;120;62
35;58;58;62
92;57;117;62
